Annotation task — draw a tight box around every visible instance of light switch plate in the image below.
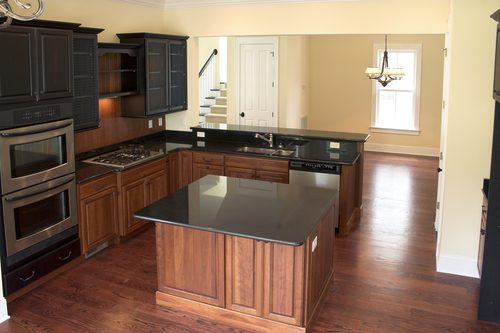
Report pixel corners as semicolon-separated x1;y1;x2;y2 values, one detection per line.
158;117;163;126
329;141;340;149
148;120;153;128
197;131;206;138
197;141;206;147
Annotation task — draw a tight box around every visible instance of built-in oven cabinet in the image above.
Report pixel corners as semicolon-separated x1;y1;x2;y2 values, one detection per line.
0;25;75;106
0;119;75;195
118;157;168;238
78;173;119;255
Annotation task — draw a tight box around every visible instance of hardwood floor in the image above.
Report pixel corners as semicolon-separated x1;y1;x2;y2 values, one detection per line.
2;152;499;332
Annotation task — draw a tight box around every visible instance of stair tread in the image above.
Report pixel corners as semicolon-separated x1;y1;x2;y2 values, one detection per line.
205;96;216;99
200;105;211;108
205;113;227;117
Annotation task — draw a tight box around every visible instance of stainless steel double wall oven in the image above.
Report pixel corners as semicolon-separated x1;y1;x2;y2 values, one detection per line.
0;102;80;296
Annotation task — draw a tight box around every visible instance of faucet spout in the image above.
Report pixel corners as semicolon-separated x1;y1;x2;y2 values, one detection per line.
255;133;274;148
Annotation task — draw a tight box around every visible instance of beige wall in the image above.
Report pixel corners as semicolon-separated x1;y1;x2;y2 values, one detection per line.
278;35;310;129
42;0;166;42
308;34;444;149
437;0;498;273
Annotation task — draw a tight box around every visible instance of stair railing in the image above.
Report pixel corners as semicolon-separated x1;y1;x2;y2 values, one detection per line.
199;49;218;109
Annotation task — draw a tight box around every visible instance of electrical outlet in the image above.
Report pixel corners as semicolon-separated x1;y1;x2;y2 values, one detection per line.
329;141;340;149
148;120;153;128
158;117;163;127
312;236;318;252
197;141;205;147
197;131;206;138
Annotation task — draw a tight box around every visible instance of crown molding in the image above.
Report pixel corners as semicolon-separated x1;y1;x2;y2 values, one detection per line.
117;0;357;9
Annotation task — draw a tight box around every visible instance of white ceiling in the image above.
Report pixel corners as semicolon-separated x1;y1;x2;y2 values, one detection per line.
122;0;357;8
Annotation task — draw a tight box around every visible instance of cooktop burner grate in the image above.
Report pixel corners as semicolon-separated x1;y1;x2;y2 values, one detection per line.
84;145;164;168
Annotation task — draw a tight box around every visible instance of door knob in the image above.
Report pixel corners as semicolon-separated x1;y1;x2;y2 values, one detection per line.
239;112;245;118
437;167;442;173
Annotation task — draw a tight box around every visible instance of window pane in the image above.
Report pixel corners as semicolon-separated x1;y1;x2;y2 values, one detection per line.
376;90;414;130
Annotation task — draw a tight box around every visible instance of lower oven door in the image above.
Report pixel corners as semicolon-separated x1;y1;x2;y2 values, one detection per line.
2;173;77;257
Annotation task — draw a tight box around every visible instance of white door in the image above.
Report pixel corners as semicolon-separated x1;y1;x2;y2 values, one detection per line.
436;33;450;254
235;37;278;127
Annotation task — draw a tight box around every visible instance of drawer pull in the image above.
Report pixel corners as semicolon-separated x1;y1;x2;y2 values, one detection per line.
58;251;72;261
19;270;36;282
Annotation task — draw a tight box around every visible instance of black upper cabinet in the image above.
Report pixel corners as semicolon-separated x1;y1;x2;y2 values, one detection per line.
117;33;188;117
73;27;103;131
0;24;74;106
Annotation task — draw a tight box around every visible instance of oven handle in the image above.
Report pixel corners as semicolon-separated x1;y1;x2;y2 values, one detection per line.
0;119;73;137
4;175;74;202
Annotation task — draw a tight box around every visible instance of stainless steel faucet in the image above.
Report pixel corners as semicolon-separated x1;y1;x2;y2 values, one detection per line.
255;133;274;148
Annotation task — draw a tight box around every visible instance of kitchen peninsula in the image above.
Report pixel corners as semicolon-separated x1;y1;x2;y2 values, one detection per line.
135;175;337;333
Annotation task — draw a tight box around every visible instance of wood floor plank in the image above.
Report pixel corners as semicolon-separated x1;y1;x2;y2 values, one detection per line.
1;152;499;332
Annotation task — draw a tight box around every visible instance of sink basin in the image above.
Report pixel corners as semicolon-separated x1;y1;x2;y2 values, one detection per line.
236;146;276;155
272;149;295;157
236;146;295;157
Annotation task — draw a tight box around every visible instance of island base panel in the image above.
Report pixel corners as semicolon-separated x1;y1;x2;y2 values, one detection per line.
156;291;306;333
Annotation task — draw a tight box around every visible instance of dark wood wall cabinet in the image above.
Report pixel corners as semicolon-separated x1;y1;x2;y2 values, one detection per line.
0;21;78;108
117;33;188;117
98;43;140;98
478;9;500;323
73;27;103;131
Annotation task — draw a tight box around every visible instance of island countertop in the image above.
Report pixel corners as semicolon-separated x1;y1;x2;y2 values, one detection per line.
134;175;338;246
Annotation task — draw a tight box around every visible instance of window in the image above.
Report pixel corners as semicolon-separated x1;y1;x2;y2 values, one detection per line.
371;44;422;134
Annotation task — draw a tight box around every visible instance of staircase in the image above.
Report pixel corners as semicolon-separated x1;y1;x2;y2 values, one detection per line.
202;85;227;124
199;48;227;124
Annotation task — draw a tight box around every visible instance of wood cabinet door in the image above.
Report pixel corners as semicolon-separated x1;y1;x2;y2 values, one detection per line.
168;151;181;192
192;163;224;181
180;150;193;188
36;28;73;100
225;236;264;316
263;243;305;326
78;173;118;254
79;186;118;254
146;40;169;115
156;223;225;307
0;26;37;104
168;40;187;112
256;170;289;184
225;166;255;180
121;178;148;236
146;169;168;204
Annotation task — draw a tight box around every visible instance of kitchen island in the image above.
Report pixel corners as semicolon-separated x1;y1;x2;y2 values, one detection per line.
135;175;337;333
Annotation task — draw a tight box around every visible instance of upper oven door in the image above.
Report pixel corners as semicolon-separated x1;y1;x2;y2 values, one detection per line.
2;173;77;257
0;119;75;194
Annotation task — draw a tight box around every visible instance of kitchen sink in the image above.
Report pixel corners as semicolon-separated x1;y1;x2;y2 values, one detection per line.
236;146;295;157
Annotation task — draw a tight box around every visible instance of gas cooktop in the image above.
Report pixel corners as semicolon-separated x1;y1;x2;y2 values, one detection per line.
84;145;164;169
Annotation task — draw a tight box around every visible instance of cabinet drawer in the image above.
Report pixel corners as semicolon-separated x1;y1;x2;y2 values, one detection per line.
225;155;289;173
79;173;117;199
121;157;167;184
4;238;80;295
193;151;224;166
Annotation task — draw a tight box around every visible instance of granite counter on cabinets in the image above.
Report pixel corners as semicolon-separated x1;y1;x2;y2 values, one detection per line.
135;175;337;333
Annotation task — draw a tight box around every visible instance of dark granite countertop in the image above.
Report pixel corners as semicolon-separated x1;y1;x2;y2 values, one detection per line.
135;175;337;246
190;140;359;165
192;124;370;142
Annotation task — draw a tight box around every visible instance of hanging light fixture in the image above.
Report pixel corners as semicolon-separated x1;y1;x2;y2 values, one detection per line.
0;0;45;29
365;35;404;87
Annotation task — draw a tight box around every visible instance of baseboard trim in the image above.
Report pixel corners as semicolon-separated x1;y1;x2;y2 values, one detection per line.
437;254;480;278
364;143;439;157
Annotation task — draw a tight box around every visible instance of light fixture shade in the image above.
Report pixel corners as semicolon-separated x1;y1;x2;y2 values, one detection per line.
0;0;45;29
366;35;405;87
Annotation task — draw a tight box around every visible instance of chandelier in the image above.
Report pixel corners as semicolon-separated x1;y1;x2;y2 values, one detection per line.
365;35;404;87
0;0;45;29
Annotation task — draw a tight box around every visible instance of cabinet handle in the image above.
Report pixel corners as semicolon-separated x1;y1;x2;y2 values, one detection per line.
19;270;36;283
58;251;72;261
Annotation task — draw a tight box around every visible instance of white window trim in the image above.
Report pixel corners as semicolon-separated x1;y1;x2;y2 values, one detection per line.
370;43;423;134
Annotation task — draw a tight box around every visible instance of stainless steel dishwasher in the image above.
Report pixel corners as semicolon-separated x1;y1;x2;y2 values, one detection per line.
289;160;340;228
